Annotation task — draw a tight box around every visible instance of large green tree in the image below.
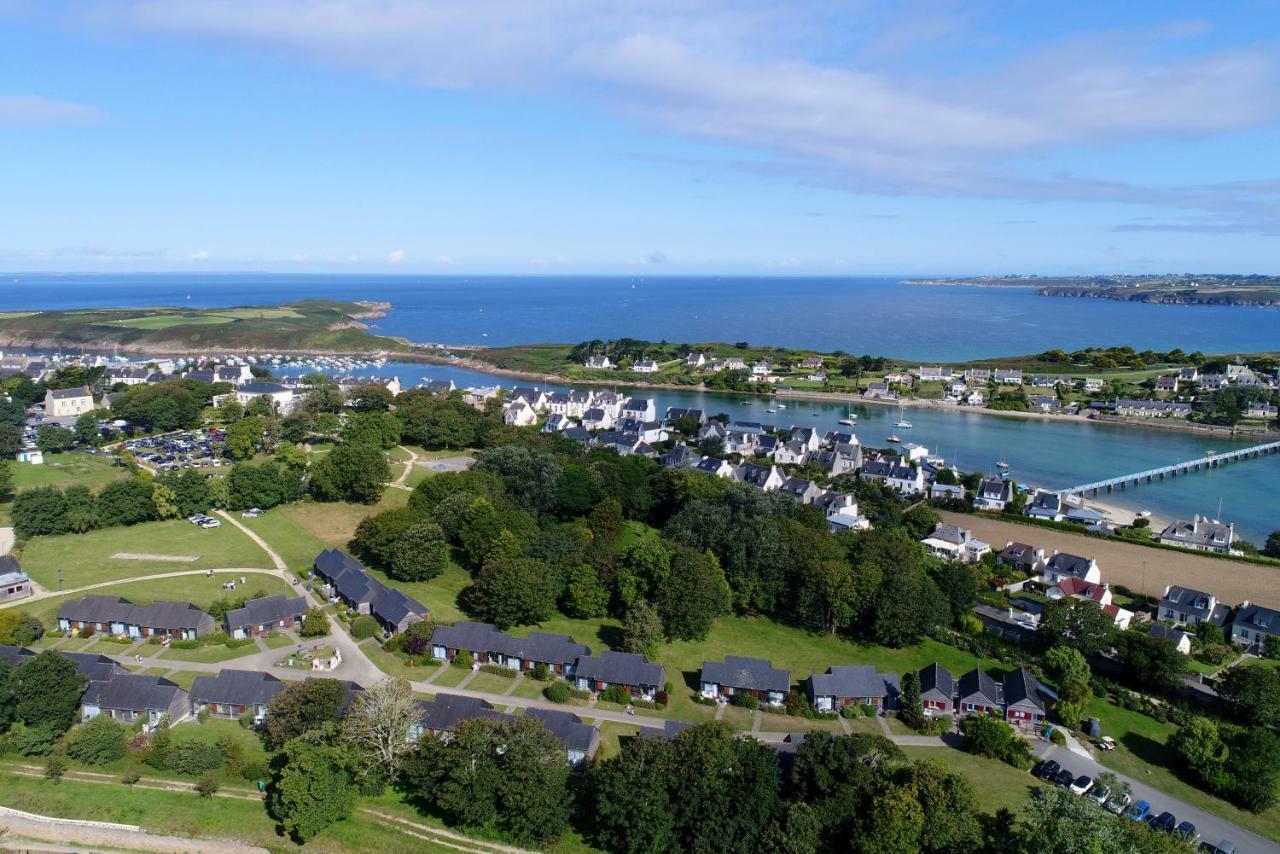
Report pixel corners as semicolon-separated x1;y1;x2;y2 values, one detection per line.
264;678;349;749
388;521;449;582
310;442;391;504
468;555;558;629
13;651;86;737
656;547;731;642
587;734;675;854
1218;665;1280;728
269;735;356;842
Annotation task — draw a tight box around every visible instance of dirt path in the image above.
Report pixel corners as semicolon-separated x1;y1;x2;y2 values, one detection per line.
1;567;282;607
388;445;420;491
943;511;1280;606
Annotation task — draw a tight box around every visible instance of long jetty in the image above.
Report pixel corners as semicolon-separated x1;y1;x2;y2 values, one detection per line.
1061;441;1280;496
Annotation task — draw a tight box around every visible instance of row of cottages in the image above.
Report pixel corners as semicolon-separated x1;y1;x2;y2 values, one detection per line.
916;664;1046;732
920;523;991;564
700;657;791;707
429;621;590;677
224;593;309;639
807;665;900;713
1157;585;1280;653
57;595;216;640
410;693;601;765
82;673;189;729
312;550;429;634
994;543;1133;628
190;669;286;724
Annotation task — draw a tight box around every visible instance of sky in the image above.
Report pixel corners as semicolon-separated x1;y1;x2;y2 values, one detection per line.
2;0;1280;275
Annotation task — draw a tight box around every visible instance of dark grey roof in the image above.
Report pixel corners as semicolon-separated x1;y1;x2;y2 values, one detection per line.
1235;603;1280;635
0;645;35;668
313;549;428;628
57;595;211;631
1148;624;1191;644
809;665;899;700
0;554;22;575
429;622;588;665
957;668;1002;706
238;381;288;395
661;719;695;740
62;651;126;682
1002;668;1045;712
83;674;185;712
696;457;728;473
573;651;664;687
998;542;1038;564
525;708;597;755
918;662;953;699
701;656;790;693
563;426;592;443
224;594;309;630
415;693;511;733
978;478;1012;500
191;669;285;707
46;386;92;400
1159;586;1215;617
1046;552;1093;578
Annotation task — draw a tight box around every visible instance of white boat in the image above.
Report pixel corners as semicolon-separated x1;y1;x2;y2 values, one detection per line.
777;403;787;409
886;433;901;443
838;418;855;426
894;419;913;428
838;408;857;426
997;458;1010;469
765;408;776;413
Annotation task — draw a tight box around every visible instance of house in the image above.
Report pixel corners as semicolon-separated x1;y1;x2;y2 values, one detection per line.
312;549;428;634
503;400;537;427
1230;601;1280;651
815;492;868;532
684;352;708;369
1148;624;1193;655
429;621;589;676
621;397;657;421
995;369;1023;385
884;463;925;496
1156;516;1234;554
44;386;95;418
190;670;286;722
82;674;189;728
964;368;991;383
965;390;987;406
1046;576;1112;607
1154;375;1179;392
525;709;601;766
807;444;861;475
461;386;501;408
773;440;809;466
573;651;665;701
0;555;32;602
751;361;772;377
57;595;215;640
215;365;252;386
424;379;456;395
1031;395;1060;412
807;665;899;713
723;357;747;371
0;645;35;669
542;413;574;433
106;366;151;386
1158;585;1229;628
234;382;295;413
61;651;126;682
973;477;1013;511
918;663;954;716
581;407;614;431
1178;367;1199;383
920;524;990;563
665;406;705;425
584;355;613;370
224;594;309;639
1041;551;1101;585
700;656;790;707
694;457;735;479
592;391;626;419
697;420;727;444
1002;668;1045;731
1082;377;1105;392
734;463;784;491
862;382;897;400
659;443;700;469
996;542;1044;575
956;669;1003;716
510;387;550;411
1246;402;1278;420
1092;400;1193;418
410;694;511;741
778;476;823;505
799;356;824;370
914;366;954;381
1025;490;1065;521
929;482;965;501
631;359;659;374
789;426;821;452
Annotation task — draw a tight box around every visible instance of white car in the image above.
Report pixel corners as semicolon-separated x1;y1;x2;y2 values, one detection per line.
1069;775;1093;796
1089;785;1111;806
199;519;221;529
241;508;263;518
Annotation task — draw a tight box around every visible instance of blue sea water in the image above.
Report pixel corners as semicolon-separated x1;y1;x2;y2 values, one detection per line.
2;273;1277;542
4;273;1279;361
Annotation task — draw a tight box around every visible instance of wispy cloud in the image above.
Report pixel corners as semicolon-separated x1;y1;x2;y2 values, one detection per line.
0;94;103;125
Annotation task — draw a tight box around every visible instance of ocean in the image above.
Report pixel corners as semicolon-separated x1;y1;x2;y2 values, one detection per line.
5;273;1280;361
3;273;1278;543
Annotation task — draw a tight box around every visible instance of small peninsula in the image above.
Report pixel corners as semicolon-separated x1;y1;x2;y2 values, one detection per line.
903;273;1280;306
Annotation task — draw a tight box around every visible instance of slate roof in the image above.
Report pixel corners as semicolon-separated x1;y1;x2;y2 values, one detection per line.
429;622;589;664
525;708;598;755
62;651;126;682
1002;668;1045;712
573;651;664;687
1234;603;1280;636
0;645;35;668
415;694;511;732
1159;586;1218;621
83;674;184;712
238;382;289;395
918;662;954;699
46;386;92;400
957;669;1002;706
998;543;1039;564
701;656;790;693
191;669;286;707
0;554;21;575
224;594;308;630
57;595;211;631
1045;552;1094;579
809;665;899;700
313;549;428;628
977;478;1013;501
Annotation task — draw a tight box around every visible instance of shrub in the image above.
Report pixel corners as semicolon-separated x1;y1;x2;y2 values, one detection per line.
351;615;380;640
451;650;474;669
238;711;255;729
531;662;551;681
600;685;632;706
693;695;719;707
631;698;659;710
197;708;210;724
1049;727;1067;746
479;663;518;679
169;639;201;650
195;774;220;798
10;722;58;756
44;755;67;782
543;682;572;704
861;704;878;718
79;625;95;639
240;760;268;782
122;769;142;787
729;693;758;711
66;716;128;765
569;687;593;700
165;739;222;776
299;610;330;638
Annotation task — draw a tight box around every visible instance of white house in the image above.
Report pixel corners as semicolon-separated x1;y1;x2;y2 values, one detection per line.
44;386;95;418
503;400;537;427
632;359;659;374
920;524;990;563
584;355;613;370
234;382;296;413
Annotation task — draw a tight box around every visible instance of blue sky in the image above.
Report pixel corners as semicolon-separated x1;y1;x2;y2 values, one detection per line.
3;0;1280;275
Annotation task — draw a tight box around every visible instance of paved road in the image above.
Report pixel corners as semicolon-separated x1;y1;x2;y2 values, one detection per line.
0;526;13;556
1035;742;1280;853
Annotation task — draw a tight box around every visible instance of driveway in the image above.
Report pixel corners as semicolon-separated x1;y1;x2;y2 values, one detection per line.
0;527;13;555
1035;743;1280;853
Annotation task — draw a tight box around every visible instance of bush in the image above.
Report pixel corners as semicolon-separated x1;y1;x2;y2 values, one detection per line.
169;638;201;650
451;650;474;669
542;682;572;704
479;663;517;678
79;625;95;639
10;722;58;756
197;707;210;723
1049;727;1067;746
693;695;719;707
240;760;268;782
238;711;256;729
350;615;380;640
600;685;632;706
195;773;220;798
299;610;330;638
44;755;67;782
728;693;759;711
165;739;222;776
861;704;878;718
66;716;128;765
631;698;659;711
530;662;552;682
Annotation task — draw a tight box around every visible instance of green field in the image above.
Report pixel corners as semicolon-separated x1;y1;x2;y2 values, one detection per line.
17;518;271;589
159;642;261;664
899;745;1046;816
239;505;330;573
9;452;130;492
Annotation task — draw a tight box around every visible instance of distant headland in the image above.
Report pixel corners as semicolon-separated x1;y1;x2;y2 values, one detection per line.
902;274;1280;306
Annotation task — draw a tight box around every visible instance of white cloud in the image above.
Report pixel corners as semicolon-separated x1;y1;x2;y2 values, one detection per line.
387;249;406;264
0;94;103;125
189;249;209;261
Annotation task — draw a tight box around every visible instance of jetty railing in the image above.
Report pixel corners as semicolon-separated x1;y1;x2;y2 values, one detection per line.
1061;440;1280;496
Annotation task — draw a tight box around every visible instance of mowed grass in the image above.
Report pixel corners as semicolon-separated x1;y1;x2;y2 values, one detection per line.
1088;696;1280;842
17;518;269;589
239;505;330;573
8;452;130;492
13;573;294;630
899;745;1046;816
278;491;407;550
159;642;260;664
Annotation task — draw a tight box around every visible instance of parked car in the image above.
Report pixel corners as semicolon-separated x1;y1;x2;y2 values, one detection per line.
1095;736;1116;751
1173;821;1198;843
1034;760;1060;780
241;508;263;518
1126;800;1151;822
187;513;207;524
1198;840;1235;854
1105;792;1132;815
199;519;220;529
1053;769;1075;788
1069;775;1093;796
1148;812;1176;833
1088;785;1111;806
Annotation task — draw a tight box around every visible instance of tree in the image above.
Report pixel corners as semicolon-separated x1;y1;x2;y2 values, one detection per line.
456;497;504;567
73;411;102;446
156;470;211;517
299;609;329;638
96;478;157;527
351;615;380;639
616;538;672;607
562;563;609;618
344;677;418;780
898;760;982;853
621;599;664;658
341;410;401;449
388;521;449;582
898;670;924;729
36;425;75;453
864;785;925;853
1169;716;1227;780
656;547;731;642
13;651;86;736
151;481;180;519
111;381;204;430
347;383;394;412
224;415;264;460
473;445;562;515
1265;530;1280;558
264;678;348;748
310;442;390;504
1012;787;1147;854
960;714;1032;769
350;506;423;568
65;715;128;765
1225;727;1280;813
586;734;675;854
227;460;304;510
195;774;220;798
1113;630;1187;693
0;610;42;645
0;462;11;503
1039;599;1115;657
0;423;22;459
667;722;780;854
469;556;558;629
1218;665;1280;728
588;496;625;541
901;504;940;540
1043;646;1091;686
269;736;356;842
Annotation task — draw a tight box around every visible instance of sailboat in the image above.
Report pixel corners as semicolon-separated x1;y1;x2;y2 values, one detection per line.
886;433;901;444
838;407;857;426
893;404;912;429
996;453;1010;469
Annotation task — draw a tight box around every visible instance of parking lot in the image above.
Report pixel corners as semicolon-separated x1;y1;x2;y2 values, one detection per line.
116;428;227;472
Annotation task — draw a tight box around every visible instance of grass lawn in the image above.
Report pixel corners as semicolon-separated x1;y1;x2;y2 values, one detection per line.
1186;657;1223;676
466;671;519;694
594;721;641;760
17;518;268;589
900;745;1045;816
1087;696;1280;843
277;493;407;551
166;670;201;691
757;711;843;733
15;573;294;632
365;560;471;624
511;677;556;700
264;631;295;649
430;664;472;688
8;451;130;493
159;642;259;664
356;638;439;681
139;666;171;676
239;506;330;573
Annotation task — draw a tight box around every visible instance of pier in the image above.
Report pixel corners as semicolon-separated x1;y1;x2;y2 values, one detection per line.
1061;441;1280;496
